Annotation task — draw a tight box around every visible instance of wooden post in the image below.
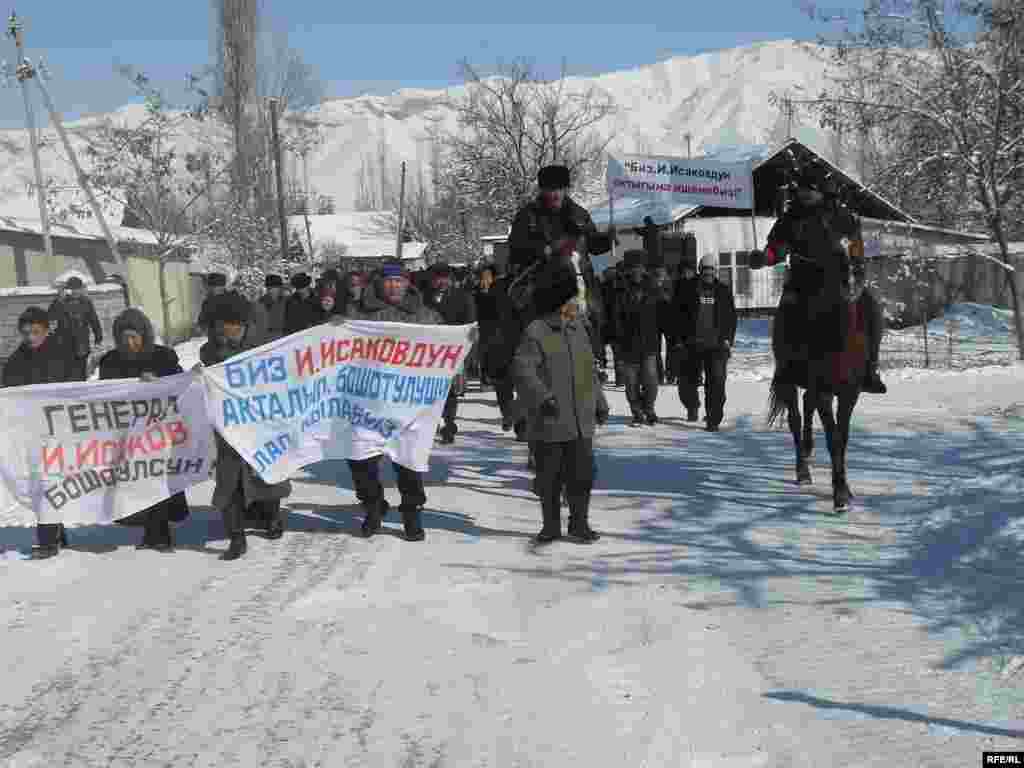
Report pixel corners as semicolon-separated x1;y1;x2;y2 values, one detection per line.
9;14;52;263
395;161;407;261
750;162;759;249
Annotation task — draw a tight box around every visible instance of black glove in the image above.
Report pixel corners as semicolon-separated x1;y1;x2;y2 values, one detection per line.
748;249;766;269
540;397;559;418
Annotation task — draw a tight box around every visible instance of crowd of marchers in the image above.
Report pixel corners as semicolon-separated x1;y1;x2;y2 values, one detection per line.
2;163;888;560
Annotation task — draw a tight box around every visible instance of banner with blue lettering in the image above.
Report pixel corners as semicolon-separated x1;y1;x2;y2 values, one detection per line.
0;371;215;525
201;320;475;483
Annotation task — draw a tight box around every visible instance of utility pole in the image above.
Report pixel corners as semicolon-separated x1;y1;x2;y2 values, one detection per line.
268;97;289;266
684;132;692;160
395;161;406;261
8;12;51;262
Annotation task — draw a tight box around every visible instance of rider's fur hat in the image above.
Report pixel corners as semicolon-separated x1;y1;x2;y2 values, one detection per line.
533;264;579;316
538;164;571;190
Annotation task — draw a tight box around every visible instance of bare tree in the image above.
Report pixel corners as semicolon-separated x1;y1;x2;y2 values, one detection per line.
435;58;617;229
800;0;1024;356
211;0;259;205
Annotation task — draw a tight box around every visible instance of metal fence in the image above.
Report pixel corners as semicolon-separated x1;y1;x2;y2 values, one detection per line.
879;328;1019;370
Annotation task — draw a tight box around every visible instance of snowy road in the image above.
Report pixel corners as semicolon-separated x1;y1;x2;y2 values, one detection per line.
2;366;1024;766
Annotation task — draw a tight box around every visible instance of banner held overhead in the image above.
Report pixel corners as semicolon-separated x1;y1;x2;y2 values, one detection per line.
607;154;755;211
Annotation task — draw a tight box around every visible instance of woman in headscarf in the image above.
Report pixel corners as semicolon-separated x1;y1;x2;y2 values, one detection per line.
98;307;190;550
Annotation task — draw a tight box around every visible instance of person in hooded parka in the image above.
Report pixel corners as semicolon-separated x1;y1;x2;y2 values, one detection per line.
201;293;292;561
99;307;191;550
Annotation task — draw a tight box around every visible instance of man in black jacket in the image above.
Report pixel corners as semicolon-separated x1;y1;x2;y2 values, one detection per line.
284;273;321;335
675;254;737;431
99;308;190;551
195;272;228;336
260;274;287;341
2;307;74;557
507;164;613;355
48;276;103;381
614;252;662;426
424;262;477;444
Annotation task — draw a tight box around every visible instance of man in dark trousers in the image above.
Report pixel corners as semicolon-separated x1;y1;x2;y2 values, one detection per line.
260;274;288;341
201;293;291;560
2;307;74;558
338;262;444;541
48;276;103;381
423;262;477;444
614;251;662;426
673;250;700;408
675;253;737;431
651;263;675;384
513;263;609;544
99;307;191;551
284;272;321;335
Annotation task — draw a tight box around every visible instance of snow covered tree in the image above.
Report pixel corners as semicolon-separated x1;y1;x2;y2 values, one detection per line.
435;59;617;229
805;0;1024;357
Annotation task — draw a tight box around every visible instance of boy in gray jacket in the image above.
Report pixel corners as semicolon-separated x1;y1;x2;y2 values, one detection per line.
513;264;609;544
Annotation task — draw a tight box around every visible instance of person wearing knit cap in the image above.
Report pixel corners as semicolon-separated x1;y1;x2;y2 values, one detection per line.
284;272;321;335
260;274;287;341
512;263;609;544
99;308;191;551
335;258;443;542
3;306;75;558
200;293;291;561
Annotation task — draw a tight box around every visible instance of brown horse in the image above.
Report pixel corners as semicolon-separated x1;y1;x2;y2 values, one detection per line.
767;272;868;513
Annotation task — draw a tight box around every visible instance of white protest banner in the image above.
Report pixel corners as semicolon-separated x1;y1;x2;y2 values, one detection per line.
202;320;475;483
607;153;754;210
0;371;215;525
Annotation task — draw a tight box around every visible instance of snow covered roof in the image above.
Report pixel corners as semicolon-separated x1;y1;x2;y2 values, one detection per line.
0;215;164;247
589;201;701;229
287;212;427;261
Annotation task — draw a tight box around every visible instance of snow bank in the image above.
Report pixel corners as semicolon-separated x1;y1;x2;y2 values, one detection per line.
898;303;1015;338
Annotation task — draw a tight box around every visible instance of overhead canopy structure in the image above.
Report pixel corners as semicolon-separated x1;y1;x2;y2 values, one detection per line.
589;200;700;229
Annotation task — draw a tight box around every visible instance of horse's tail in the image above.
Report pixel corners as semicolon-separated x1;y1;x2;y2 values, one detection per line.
766;371;790;429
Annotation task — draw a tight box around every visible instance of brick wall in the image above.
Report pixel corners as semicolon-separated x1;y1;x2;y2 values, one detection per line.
0;284;127;370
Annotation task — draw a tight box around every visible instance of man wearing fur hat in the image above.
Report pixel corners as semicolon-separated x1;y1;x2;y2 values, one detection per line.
333;261;443;541
513;263;609;544
260;274;287;341
201;293;291;560
284;272;322;335
99;308;191;551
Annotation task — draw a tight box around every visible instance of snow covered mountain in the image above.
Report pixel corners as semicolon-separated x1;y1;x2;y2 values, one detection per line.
0;39;840;221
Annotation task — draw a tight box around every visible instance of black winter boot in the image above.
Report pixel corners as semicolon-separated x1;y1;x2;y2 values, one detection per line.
862;364;887;394
221;533;247;561
401;506;425;542
361;499;385;538
686;407;699;422
567;505;600;544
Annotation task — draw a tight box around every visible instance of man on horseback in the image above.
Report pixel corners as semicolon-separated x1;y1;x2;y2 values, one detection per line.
750;168;887;395
507;164;614;344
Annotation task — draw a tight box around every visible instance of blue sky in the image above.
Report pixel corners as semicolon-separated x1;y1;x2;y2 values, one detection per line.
0;0;830;128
